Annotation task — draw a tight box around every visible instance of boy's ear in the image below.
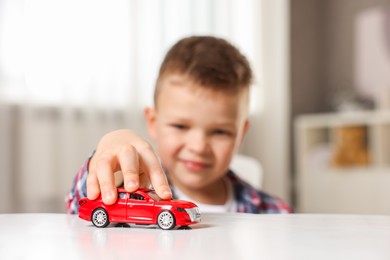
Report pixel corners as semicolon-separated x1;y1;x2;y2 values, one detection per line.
144;107;157;140
239;119;250;145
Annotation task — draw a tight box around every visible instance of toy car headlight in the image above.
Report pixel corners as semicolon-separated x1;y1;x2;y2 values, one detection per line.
184;207;201;222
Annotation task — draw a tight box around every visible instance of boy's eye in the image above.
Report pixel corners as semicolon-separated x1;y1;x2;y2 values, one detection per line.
213;129;231;136
171;124;188;130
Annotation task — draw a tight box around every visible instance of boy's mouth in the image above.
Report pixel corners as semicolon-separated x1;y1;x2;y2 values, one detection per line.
181;159;210;172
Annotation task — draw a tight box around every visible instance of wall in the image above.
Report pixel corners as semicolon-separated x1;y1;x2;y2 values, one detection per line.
323;0;390;98
291;0;390;115
290;0;327;206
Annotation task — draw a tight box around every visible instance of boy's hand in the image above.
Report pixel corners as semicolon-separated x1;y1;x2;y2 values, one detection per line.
87;129;172;204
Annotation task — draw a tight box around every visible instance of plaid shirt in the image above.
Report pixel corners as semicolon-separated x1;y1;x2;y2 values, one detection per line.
66;156;291;214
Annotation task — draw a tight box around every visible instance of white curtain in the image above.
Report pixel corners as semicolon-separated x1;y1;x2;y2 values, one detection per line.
0;0;261;212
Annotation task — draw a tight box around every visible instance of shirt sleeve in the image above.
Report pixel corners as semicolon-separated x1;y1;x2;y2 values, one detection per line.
257;190;292;214
65;155;91;214
228;170;292;214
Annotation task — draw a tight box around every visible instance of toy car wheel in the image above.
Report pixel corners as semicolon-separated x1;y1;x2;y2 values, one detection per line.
157;210;176;230
92;208;110;228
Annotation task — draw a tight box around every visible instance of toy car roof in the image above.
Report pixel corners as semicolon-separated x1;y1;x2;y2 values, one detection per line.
116;187;154;193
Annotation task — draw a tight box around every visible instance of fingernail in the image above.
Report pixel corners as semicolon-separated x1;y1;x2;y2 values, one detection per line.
127;181;138;188
163;190;172;197
104;191;114;201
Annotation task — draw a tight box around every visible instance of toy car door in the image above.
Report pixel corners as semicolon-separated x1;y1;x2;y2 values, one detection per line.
105;191;128;222
126;193;154;224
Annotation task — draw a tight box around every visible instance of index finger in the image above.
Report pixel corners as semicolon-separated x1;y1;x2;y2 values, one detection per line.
137;144;172;200
96;157;118;205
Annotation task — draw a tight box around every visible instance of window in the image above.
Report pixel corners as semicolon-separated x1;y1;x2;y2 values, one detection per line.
0;0;260;112
118;192;127;199
130;193;145;201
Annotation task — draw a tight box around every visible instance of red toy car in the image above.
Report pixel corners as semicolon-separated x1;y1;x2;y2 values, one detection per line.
78;188;201;230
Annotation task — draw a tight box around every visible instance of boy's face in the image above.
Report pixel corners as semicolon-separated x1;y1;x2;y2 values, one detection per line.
145;74;249;192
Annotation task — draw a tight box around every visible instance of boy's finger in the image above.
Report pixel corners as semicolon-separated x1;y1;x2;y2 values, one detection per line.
86;172;100;200
118;146;139;192
138;145;172;200
149;171;172;200
96;158;117;205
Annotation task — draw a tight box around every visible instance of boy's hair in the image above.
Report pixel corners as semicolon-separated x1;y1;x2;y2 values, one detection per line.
154;36;253;103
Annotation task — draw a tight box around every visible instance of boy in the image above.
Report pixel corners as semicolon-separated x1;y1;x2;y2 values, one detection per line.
67;36;291;214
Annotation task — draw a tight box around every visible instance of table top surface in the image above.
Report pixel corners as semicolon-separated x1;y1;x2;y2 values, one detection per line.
1;213;390;260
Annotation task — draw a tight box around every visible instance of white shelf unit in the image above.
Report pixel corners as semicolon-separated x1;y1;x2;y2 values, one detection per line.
295;111;390;214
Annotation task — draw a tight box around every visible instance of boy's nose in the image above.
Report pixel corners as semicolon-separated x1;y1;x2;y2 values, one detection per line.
186;131;209;154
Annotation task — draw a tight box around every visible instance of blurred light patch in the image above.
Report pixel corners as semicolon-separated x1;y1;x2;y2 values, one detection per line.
0;0;261;113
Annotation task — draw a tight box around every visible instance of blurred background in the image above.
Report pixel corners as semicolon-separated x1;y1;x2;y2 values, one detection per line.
1;0;390;214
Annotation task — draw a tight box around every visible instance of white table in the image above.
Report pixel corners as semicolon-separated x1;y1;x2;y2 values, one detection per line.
1;213;390;260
